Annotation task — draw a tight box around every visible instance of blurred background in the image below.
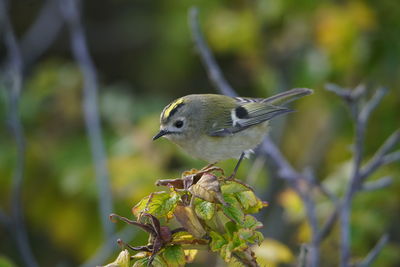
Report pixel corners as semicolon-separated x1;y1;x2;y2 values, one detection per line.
1;0;400;266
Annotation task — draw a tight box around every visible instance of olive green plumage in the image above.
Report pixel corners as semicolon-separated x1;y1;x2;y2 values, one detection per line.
153;88;313;163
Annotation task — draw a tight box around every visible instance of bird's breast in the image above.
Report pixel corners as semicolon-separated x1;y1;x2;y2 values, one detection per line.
176;122;269;163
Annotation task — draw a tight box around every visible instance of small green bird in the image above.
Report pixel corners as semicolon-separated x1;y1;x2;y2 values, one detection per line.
153;88;312;175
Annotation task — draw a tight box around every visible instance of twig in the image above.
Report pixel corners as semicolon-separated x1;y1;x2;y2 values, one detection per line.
325;84;394;267
357;234;389;267
188;7;237;97
361;176;392;192
20;0;64;70
59;0;114;239
316;205;339;243
0;1;38;266
360;130;400;180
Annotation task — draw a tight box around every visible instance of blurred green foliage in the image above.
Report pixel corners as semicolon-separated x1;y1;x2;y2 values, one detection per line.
1;0;400;266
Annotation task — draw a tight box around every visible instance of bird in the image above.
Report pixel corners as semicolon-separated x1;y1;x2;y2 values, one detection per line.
153;88;313;177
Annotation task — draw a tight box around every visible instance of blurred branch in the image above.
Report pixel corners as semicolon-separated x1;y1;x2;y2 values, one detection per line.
360;176;393;192
325;84;397;267
80;226;137;267
360;130;400;180
20;0;64;70
59;0;114;239
0;1;38;266
188;7;237;97
357;234;389;267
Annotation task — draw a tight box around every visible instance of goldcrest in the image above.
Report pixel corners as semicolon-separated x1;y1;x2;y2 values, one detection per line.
153;88;313;164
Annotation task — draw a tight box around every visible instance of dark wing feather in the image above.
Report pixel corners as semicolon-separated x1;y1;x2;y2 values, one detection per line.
208;101;292;137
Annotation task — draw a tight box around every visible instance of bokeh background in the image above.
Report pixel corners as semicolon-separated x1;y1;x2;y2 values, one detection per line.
1;0;400;266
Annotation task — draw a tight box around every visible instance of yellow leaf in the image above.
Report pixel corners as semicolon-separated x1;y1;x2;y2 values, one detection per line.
253;238;293;267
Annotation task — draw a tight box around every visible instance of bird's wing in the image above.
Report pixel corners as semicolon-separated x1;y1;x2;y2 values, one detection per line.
207;99;292;137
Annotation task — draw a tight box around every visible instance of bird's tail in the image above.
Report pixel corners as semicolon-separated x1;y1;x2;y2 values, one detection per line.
262;88;313;106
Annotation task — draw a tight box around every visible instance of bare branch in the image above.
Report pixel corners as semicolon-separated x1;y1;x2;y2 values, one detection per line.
357;234;389;267
358;88;387;126
360;130;400;180
316;205;339;243
20;0;64;70
59;0;114;239
325;83;366;103
188;7;237;97
360;176;393;192
0;0;38;266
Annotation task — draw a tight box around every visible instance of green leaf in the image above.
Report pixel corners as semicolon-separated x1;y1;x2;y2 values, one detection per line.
242;215;263;230
221;180;252;194
194;198;216;220
219;244;232;262
224;221;239;238
132;191;180;218
162;245;185;267
210;231;227;252
252;231;264;245
221;194;244;224
243;197;268;214
132;255;167;267
237;228;254;242
235;191;258;210
230;232;249;252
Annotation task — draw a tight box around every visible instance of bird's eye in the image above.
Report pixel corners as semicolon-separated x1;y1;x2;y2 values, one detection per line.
174;120;184;128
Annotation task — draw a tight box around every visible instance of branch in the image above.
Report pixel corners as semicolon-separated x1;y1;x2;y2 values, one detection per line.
188;7;237;97
59;0;114;239
20;0;64;70
325;84;390;267
0;1;38;266
360;130;400;180
357;234;389;267
360;176;393;192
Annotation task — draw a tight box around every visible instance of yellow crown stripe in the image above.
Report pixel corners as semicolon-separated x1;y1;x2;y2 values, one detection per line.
162;98;184;120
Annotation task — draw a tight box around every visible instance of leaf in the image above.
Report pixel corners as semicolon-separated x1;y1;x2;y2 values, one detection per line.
132;255;167;267
237;228;254;242
102;249;130;267
171;231;195;243
221;194;244;224
194;198;216;220
219;244;232;262
253;238;294;266
174;204;206;238
162;245;185;267
209;231;227;252
235;191;258;210
189;173;225;204
132;191;180;218
242;215;263;230
221;180;253;194
224;221;239;238
183;249;198;263
243;197;268;214
229;232;248;252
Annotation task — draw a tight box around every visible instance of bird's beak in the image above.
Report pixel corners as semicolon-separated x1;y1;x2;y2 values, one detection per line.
153;129;169;141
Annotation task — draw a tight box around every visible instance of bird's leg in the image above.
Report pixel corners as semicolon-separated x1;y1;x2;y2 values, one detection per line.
226;152;245;180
